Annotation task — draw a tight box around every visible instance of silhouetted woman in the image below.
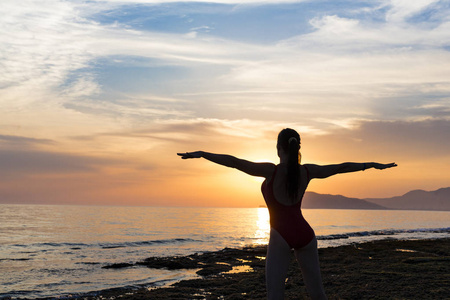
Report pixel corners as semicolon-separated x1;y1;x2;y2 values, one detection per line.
178;128;397;300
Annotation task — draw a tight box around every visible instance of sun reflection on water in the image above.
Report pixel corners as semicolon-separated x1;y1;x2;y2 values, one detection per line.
253;207;270;245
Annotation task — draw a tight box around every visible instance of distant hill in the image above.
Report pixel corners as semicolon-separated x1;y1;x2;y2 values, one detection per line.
365;187;450;211
298;188;450;211
302;192;386;210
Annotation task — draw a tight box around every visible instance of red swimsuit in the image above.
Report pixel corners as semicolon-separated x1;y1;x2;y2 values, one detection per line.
261;166;315;249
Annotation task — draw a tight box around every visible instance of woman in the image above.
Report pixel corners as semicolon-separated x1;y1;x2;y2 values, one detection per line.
177;128;397;300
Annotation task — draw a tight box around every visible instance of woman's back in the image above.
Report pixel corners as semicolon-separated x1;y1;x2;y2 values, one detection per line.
271;164;310;206
261;164;315;249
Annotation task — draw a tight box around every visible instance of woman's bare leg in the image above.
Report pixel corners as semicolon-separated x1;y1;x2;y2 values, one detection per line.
294;237;327;300
266;228;292;300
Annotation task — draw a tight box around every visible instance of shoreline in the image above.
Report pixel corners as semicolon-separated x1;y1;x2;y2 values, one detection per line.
39;237;450;300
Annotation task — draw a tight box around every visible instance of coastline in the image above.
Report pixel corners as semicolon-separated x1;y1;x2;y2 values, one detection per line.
47;238;449;300
3;206;449;299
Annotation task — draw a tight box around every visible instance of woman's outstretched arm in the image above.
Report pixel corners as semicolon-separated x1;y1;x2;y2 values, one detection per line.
177;151;274;178
305;162;397;179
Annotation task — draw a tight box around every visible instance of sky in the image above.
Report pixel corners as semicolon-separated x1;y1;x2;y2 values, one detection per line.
1;0;449;207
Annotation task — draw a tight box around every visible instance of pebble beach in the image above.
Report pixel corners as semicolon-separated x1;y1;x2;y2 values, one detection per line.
54;238;450;300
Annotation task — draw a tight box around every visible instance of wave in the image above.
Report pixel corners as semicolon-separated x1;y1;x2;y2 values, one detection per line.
12;242;88;248
0;257;32;261
100;238;202;249
11;238;202;250
7;229;448;255
317;227;450;241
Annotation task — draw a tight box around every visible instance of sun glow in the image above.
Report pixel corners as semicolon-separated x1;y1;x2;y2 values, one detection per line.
254;207;270;245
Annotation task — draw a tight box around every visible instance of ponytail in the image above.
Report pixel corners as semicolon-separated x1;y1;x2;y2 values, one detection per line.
277;128;301;201
287;137;300;200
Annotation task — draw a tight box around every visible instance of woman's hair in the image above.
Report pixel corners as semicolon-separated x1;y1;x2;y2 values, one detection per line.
277;128;301;200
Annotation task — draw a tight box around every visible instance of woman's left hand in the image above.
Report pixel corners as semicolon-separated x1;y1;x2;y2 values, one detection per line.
177;151;203;159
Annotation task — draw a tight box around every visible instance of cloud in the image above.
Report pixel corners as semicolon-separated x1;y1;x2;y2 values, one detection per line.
71;118;273;148
0;135;55;148
0;0;99;103
90;0;306;4
295;16;450;51
0;134;142;179
0;0;279;135
383;0;442;23
0;149;106;176
2;0;449;132
305;118;450;161
3;0;450;205
1;0;450;150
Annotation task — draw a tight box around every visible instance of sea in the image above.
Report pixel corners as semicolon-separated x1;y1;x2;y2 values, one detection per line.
1;204;449;299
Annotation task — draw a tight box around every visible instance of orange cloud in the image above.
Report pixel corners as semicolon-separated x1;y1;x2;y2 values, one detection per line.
1;118;448;206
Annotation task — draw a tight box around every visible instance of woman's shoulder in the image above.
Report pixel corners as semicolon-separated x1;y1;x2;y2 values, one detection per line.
301;163;320;172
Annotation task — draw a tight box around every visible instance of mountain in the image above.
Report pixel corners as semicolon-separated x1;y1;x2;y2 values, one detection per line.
364;187;450;211
298;187;450;211
302;192;387;210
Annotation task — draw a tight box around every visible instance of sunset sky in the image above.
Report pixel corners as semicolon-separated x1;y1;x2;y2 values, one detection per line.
1;0;449;207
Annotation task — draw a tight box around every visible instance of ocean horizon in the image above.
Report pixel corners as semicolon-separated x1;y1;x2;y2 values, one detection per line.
1;204;449;299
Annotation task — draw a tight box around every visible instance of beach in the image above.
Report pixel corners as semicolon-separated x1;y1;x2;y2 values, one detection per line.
60;238;450;300
2;206;449;299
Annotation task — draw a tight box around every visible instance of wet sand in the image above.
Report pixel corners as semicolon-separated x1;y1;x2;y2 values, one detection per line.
63;238;449;299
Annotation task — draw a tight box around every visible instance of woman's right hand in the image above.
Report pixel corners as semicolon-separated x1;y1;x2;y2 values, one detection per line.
177;151;203;159
372;162;397;170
